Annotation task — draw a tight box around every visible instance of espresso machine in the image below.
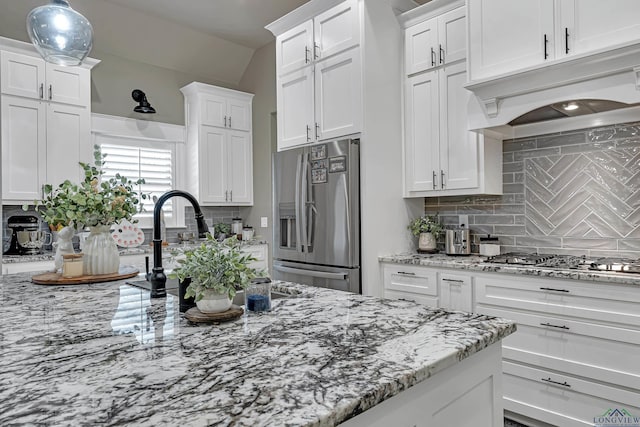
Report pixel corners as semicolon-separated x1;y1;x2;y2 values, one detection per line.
4;215;42;255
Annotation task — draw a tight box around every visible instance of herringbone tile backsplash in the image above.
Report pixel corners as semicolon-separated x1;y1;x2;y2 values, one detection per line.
425;121;640;258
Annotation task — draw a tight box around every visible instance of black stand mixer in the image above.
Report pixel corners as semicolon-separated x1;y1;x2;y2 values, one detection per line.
4;215;41;255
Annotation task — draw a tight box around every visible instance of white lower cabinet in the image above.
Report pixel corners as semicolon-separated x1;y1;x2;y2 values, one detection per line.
475;273;640;426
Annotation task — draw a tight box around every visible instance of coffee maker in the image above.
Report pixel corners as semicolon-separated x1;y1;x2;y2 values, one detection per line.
4;215;40;255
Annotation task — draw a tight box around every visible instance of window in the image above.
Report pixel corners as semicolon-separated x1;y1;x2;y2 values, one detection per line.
100;143;174;226
91;114;187;229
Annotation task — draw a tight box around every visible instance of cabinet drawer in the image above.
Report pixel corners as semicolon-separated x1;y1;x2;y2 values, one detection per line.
383;264;438;297
480;305;640;390
476;274;640;327
503;361;640;427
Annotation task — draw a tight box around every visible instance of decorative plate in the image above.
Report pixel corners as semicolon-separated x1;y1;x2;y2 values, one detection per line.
111;220;145;248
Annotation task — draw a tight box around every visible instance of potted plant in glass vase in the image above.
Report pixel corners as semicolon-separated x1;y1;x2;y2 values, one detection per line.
408;214;443;253
24;145;147;275
169;234;260;314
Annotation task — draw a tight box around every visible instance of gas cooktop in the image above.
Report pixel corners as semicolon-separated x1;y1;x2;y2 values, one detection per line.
484;252;640;273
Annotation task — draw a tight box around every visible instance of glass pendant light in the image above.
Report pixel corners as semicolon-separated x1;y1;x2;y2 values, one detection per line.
26;0;93;66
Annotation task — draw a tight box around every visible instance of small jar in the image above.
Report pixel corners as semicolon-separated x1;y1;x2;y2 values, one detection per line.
62;253;84;278
231;218;243;235
245;278;271;312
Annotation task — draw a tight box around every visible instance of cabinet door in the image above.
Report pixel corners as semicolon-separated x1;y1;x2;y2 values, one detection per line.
405;18;438;75
199;126;228;204
558;0;640;58
404;70;439;193
227;131;253;205
46;103;90;187
314;48;362;141
200;94;228;128
1;51;45;100
314;0;360;61
46;63;89;107
439;273;473;312
227;98;251;132
439;62;479;191
468;0;555;81
277;67;314;151
1;96;46;202
277;20;313;76
438;7;466;66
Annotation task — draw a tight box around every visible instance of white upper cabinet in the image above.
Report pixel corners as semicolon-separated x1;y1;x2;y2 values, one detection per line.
181;82;254;206
275;0;359;77
0;41;96;204
1;50;89;106
405;6;466;75
272;0;361;151
468;0;640;81
557;0;640;57
200;93;251;132
402;4;502;197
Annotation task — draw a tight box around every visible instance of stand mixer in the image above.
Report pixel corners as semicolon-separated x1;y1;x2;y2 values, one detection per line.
4;215;47;255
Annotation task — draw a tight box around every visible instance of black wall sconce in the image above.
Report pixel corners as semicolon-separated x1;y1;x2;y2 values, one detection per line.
132;89;156;114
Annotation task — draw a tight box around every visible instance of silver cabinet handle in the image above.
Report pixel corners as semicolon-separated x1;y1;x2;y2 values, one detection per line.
431;47;436;66
540;322;570;330
397;271;415;276
565;27;570;54
224;116;227;127
225;190;228;202
543;34;549;59
229;190;232;201
540;287;570;293
305;46;311;63
315;122;319;140
228;116;231;128
442;278;464;283
441;170;445;189
432;171;437;190
439;44;444;64
39;83;44;99
48;84;52;100
306;125;311;142
314;42;319;60
541;377;571;388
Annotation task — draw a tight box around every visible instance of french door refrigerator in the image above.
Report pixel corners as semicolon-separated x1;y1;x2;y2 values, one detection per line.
272;138;360;294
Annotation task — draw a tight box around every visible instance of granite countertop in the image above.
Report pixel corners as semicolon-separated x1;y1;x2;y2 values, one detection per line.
2;240;269;264
0;274;515;426
379;253;640;287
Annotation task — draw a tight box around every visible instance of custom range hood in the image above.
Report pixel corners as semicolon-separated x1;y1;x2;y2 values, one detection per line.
465;42;640;139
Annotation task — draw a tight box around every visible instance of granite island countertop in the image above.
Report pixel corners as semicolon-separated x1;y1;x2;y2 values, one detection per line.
0;273;515;426
379;253;640;287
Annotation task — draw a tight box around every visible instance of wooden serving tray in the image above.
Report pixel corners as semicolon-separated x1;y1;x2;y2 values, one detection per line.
184;305;244;323
32;266;140;285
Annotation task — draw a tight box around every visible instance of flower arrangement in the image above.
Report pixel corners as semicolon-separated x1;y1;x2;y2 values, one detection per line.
169;234;260;301
408;214;443;238
23;145;147;230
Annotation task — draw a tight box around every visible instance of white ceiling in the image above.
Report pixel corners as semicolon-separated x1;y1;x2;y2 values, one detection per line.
101;0;312;49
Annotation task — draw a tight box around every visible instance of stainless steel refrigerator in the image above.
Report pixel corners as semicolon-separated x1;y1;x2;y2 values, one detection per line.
272;139;360;294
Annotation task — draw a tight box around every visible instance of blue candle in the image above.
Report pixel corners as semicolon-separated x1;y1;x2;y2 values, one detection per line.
247;294;270;311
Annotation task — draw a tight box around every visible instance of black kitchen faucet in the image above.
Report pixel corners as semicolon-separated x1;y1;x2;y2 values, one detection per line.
149;190;209;298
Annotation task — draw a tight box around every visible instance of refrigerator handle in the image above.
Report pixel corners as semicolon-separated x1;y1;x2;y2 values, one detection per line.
294;153;305;253
273;265;347;280
301;151;309;252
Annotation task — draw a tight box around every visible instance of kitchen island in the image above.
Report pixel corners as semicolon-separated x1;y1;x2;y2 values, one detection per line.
0;273;515;426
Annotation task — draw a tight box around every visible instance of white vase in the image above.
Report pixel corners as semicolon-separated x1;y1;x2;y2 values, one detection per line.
196;289;232;313
418;232;437;251
83;225;120;275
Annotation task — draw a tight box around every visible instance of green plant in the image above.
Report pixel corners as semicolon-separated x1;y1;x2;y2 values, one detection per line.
408;215;443;238
23;145;148;230
214;222;232;236
169;234;260;301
